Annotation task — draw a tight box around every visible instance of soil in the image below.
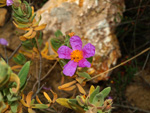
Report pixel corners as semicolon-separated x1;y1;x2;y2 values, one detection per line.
125;69;150;111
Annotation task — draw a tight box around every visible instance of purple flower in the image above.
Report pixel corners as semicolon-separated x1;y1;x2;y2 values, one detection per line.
57;36;95;77
42;87;51;91
0;38;8;46
108;96;113;99
6;0;13;6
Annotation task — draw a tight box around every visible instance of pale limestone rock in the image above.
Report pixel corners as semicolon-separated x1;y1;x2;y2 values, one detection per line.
36;0;125;82
0;8;7;27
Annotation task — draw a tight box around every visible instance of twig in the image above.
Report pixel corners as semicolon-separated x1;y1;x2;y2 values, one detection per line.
32;61;58;91
131;41;150;54
39;108;57;113
134;51;150;87
87;47;150;81
113;104;150;113
35;37;42;91
36;60;38;79
8;42;22;60
125;5;150;12
27;74;31;82
4;46;8;64
32;83;46;99
41;61;58;81
0;53;6;62
142;51;150;70
132;0;142;55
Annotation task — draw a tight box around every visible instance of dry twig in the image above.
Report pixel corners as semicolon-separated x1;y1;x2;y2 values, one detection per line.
88;47;150;81
32;60;58;91
8;42;22;60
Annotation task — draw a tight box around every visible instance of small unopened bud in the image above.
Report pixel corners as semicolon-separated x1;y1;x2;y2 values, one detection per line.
6;0;14;6
0;38;8;46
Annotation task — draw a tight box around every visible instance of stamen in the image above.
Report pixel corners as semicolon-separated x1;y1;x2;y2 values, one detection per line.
70;50;83;62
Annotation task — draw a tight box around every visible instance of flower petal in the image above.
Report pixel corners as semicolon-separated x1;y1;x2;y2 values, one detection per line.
6;0;13;6
57;46;72;59
78;58;91;67
70;36;82;50
82;43;95;58
0;38;8;46
63;60;77;76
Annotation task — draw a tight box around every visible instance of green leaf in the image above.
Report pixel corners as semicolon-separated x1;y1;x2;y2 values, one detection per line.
19;80;27;92
10;102;18;113
76;96;85;107
66;35;70;39
13;53;26;65
68;99;77;105
0;60;11;88
18;61;30;90
98;110;103;113
56;98;72;109
8;95;20;102
30;13;36;22
100;87;111;99
34;104;48;109
64;36;71;47
55;30;63;38
89;86;100;103
11;97;20;102
31;99;35;105
68;99;85;113
50;38;62;51
0;102;6;113
80;67;88;72
22;40;34;50
0;92;3;101
6;93;12;100
87;57;93;63
78;72;91;79
38;31;43;46
92;93;104;106
59;59;68;68
2;88;9;97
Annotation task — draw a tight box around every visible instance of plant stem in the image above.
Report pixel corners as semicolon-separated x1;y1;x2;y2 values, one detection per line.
8;42;22;60
32;60;57;91
0;53;6;62
32;83;45;99
4;46;8;64
41;60;57;81
142;51;150;70
35;37;42;92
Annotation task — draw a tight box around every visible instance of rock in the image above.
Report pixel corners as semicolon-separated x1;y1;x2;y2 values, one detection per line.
0;8;7;27
36;0;125;82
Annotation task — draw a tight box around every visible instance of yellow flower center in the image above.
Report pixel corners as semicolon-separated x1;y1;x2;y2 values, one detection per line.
71;50;83;62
